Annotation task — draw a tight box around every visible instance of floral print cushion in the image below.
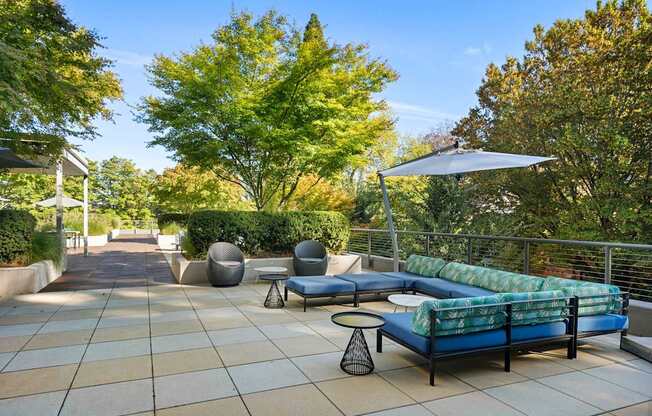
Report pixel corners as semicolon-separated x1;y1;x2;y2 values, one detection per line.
405;255;448;278
439;262;545;293
542;277;621;315
497;290;568;325
411;295;505;337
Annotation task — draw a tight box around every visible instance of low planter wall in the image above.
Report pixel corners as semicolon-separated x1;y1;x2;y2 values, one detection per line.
157;234;178;251
0;260;62;300
87;234;109;247
171;253;362;285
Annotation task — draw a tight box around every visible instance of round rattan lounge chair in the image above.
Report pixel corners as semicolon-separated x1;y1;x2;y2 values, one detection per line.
293;240;328;276
207;242;245;287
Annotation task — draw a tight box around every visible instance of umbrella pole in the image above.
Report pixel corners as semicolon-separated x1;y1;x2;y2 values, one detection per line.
378;173;399;272
83;175;88;257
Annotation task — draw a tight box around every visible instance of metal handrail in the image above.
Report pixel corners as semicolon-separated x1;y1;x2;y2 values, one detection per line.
348;227;652;302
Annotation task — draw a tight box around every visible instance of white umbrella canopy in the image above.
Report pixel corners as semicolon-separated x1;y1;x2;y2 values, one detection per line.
35;196;83;208
378;143;556;271
379;149;556;177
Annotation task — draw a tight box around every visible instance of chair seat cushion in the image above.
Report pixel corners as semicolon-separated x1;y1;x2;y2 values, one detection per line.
414;278;495;299
381;272;424;289
286;276;355;296
578;314;629;333
511;322;567;342
336;273;405;291
382;312;506;354
299;257;325;263
216;261;241;267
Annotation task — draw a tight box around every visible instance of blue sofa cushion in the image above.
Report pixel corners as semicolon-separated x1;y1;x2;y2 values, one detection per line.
336;273;405;291
578;314;628;333
414;278;495;299
511;322;567;342
381;271;424;289
382;312;506;353
286;276;355;296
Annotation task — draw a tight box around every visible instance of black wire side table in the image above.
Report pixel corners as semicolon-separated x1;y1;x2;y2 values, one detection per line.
258;270;289;308
331;311;386;375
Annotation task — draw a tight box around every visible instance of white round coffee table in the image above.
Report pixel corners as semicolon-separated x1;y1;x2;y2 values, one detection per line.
388;294;433;312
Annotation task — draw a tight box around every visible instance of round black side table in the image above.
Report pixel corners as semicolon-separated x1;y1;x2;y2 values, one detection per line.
259;273;289;308
331;311;386;375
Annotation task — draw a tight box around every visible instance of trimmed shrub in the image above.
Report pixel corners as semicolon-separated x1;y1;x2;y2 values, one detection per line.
158;213;189;230
0;209;36;265
187;211;350;256
31;231;63;266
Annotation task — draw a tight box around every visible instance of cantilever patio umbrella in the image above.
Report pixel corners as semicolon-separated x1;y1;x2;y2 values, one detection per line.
0;147;42;169
378;141;556;272
35;195;83;208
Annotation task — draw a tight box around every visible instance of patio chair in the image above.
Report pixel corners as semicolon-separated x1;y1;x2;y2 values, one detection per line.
207;242;245;287
293;240;328;276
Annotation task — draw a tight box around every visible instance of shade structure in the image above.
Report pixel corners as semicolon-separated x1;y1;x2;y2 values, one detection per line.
36;196;83;208
0;147;42;169
378;143;556;271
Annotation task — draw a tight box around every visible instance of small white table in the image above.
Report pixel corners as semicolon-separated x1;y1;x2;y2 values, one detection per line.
388;294;433;312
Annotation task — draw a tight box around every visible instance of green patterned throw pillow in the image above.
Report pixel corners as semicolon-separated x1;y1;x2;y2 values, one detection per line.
542;277;621;315
405;255;447;278
439;262;545;293
497;290;567;325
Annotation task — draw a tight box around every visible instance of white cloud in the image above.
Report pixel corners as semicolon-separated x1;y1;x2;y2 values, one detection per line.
388;101;458;123
103;49;153;67
463;43;492;56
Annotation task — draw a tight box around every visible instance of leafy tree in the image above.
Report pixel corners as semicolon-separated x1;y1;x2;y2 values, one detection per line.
282;174;355;214
139;11;397;210
152;164;250;214
0;0;122;157
453;0;652;242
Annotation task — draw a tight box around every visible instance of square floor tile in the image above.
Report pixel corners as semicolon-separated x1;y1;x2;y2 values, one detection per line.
258;322;317;340
0;323;42;337
317;374;414;416
73;355;152;388
153;347;223;377
423;391;524;416
51;308;103;321
24;329;93;350
84;338;150;362
371;345;427;372
91;325;150;343
96;315;149;329
149;310;197;324
217;340;284;366
156;396;248;416
611;401;652;416
629;359;652;374
366;404;433;416
150;319;203;337
0;390;66;416
208;327;266;346
151;332;212;354
584;363;652;397
291;351;351;382
440;356;527;389
61;378;154;416
506;353;575;378
38;318;98;334
380;366;475;402
272;335;339;357
485;380;600;416
201;316;252;331
0;352;14;369
228;359;309;394
0;364;77;398
0;335;30;353
243;383;341;416
154;368;237;409
4;344;85;371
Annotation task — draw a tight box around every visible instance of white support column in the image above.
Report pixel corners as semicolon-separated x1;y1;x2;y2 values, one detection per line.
55;160;65;260
83;174;89;256
378;173;400;272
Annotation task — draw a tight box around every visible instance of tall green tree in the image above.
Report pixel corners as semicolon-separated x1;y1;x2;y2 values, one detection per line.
454;0;652;242
0;0;122;157
139;11;397;210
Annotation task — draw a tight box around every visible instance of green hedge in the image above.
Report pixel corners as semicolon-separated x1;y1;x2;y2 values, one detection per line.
0;210;36;265
158;213;189;230
187;211;350;256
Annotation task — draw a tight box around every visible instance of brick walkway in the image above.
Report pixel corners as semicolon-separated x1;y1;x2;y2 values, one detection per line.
41;235;175;292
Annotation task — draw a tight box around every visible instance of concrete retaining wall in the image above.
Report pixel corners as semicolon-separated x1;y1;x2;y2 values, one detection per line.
0;260;62;301
171;253;362;285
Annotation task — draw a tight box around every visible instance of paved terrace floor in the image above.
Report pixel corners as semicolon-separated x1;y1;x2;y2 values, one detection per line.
0;237;650;416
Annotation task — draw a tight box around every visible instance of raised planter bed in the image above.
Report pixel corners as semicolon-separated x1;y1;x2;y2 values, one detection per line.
170;253;362;285
157;234;179;251
0;260;62;300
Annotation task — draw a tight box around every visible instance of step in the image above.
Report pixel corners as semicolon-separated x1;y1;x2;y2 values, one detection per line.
621;335;652;362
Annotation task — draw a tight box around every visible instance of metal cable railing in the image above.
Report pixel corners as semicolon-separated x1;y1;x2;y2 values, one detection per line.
348;228;652;302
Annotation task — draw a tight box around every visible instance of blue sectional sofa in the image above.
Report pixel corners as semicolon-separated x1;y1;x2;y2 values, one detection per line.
284;255;629;374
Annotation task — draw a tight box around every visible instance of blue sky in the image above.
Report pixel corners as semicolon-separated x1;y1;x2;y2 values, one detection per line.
61;0;595;172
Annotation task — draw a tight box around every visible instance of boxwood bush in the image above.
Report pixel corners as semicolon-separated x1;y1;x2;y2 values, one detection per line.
158;213;189;230
187;211;350;257
0;209;36;265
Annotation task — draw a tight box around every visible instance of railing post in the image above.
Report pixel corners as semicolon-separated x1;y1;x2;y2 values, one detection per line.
523;241;530;275
367;230;372;269
604;246;612;284
426;235;431;256
466;238;472;264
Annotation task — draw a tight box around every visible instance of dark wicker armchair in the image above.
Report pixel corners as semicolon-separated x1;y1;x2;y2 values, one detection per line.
207;242;245;287
293;240;328;276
